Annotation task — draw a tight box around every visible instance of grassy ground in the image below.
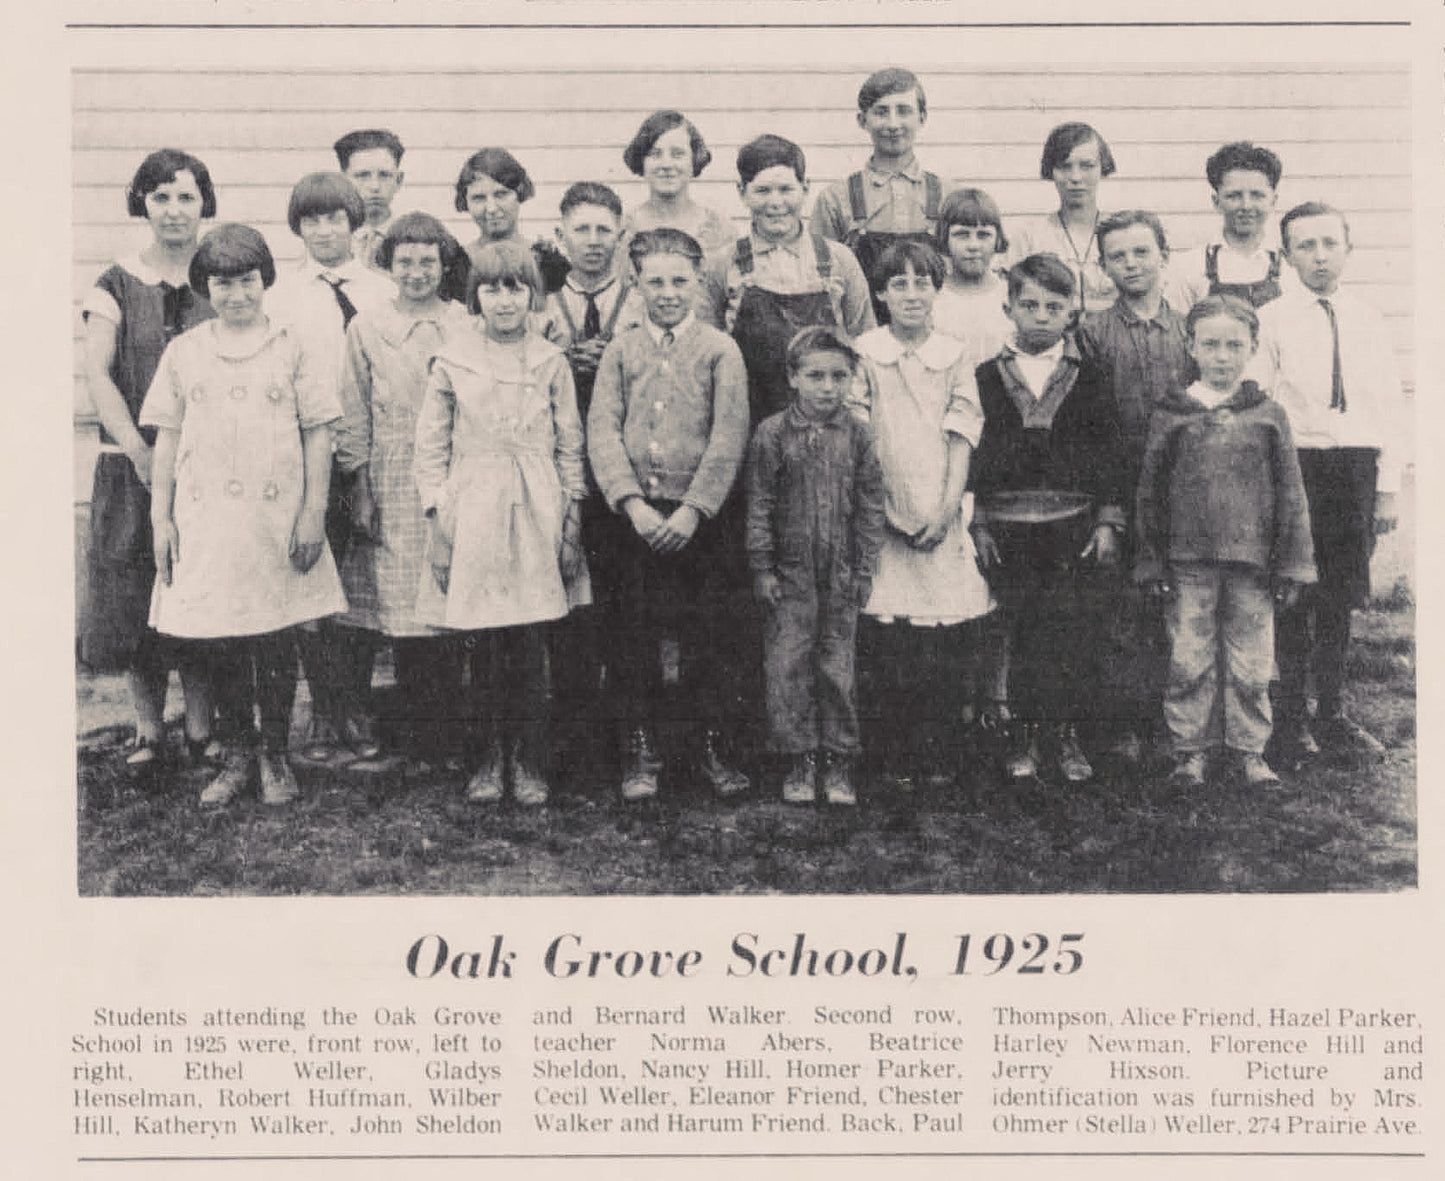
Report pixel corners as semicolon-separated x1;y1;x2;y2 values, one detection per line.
76;601;1416;897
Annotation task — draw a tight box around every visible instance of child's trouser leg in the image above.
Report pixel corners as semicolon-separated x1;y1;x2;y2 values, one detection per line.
295;624;344;734
393;635;464;760
1219;566;1274;755
1163;565;1221;752
333;625;379;724
816;591;861;756
499;624;550;770
252;629;299;752
466;632;505;759
764;582;820;755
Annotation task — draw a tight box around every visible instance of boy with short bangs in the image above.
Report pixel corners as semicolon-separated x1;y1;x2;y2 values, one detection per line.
811;68;956;316
1259;202;1408;762
746;326;886;805
969;254;1126;785
1078;210;1191;763
334;129;406;270
541;181;641;778
1166;141;1287;311
1135;295;1315;788
702;133;874;426
589;228;752;801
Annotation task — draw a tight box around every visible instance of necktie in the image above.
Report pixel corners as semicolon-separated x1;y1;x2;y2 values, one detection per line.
1319;297;1346;413
660;329;675;350
326;276;358;329
582;289;601;340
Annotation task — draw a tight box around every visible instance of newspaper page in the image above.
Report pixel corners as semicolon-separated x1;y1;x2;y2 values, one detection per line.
5;0;1442;1177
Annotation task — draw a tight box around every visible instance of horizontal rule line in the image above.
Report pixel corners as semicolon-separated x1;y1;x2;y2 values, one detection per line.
78;1151;1432;1163
65;21;1413;31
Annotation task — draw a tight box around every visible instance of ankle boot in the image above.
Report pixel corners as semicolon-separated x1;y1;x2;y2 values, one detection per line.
621;727;661;800
699;729;749;798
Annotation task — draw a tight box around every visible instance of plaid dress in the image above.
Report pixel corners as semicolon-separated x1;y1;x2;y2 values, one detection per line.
334;299;472;635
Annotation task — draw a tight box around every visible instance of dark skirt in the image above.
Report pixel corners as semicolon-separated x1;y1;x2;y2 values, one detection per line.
81;452;164;672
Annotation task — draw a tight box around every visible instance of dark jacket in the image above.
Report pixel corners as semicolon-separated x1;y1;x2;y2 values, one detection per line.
969;336;1127;529
745;402;886;602
1134;380;1317;585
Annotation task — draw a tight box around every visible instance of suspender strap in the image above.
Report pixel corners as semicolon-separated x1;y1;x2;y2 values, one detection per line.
1204;244;1220;282
923;172;943;222
556;292;580;339
734;236;754;277
812;235;833;280
846;171;868;224
1264;251;1281;281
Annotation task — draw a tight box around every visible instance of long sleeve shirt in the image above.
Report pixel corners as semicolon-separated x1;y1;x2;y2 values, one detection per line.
1256;283;1409;491
586;317;750;518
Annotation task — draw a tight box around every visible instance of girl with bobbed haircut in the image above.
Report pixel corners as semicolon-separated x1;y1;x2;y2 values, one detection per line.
868;238;947;294
931;189;1014;365
621;111;731;258
623;110;713;178
187;222;277;299
287;172;366;236
377;211;470;303
464;238;543;314
126;148;218;219
934;187;1009;256
1009;121;1120;314
453;147;536;211
1039;121;1117;181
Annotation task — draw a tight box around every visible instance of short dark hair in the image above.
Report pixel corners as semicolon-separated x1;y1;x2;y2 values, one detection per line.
1039;122;1116;180
465;239;543;313
560;181;623;220
126;149;217;219
287;172;365;236
187;223;276;298
1186;293;1260;344
623;110;713;178
870;239;946;294
935;187;1008;255
787;325;858;374
1007;253;1077;301
1205;141;1282;191
1279;201;1351;250
454;148;535;213
858;67;927;117
1095;210;1169;260
333;128;404;170
736;134;806;186
628;227;704;273
377;211;469;302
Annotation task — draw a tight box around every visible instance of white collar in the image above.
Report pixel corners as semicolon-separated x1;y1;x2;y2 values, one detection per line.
645;312;695;346
860;326;965;370
300;254;367;285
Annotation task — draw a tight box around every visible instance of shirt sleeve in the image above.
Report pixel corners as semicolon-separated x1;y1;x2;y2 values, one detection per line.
1365;308;1409;493
852;423;887;583
546;353;588;500
81;284;122;326
809;183;849;243
1269;407;1319;585
413;358;457;514
698;251;732;331
743;424;780;574
681;335;751;518
939;356;985;447
137;340;185;432
333;320;373;473
1132;412;1172;585
292;333;344;431
832;243;877;337
586;337;644;510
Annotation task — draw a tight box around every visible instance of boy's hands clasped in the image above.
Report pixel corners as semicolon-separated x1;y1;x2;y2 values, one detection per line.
625;497;699;555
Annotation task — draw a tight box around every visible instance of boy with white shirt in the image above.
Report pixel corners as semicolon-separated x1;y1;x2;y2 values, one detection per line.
1259;201;1406;762
1166;142;1288;311
334;129;405;271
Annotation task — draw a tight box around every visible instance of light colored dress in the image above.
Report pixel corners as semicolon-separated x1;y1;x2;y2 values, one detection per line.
623;200;734;260
139;319;347;638
335;299;472;635
931;275;1014;371
1008;212;1117;314
413;327;589;630
854;327;993;626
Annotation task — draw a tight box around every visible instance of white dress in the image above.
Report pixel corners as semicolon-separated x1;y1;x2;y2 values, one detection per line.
412;328;590;630
855;327;994;626
931;275;1014;371
139;320;347;638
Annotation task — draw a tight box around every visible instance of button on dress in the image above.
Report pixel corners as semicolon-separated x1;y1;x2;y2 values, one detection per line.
139;320;347;638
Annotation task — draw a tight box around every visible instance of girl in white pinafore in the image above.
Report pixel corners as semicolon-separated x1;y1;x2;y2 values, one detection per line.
854;241;993;788
413;240;588;806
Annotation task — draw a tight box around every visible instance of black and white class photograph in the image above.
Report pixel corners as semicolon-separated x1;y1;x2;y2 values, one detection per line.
71;35;1417;896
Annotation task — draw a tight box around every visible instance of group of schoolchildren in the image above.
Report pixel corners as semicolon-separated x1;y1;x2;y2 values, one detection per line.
83;67;1405;813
